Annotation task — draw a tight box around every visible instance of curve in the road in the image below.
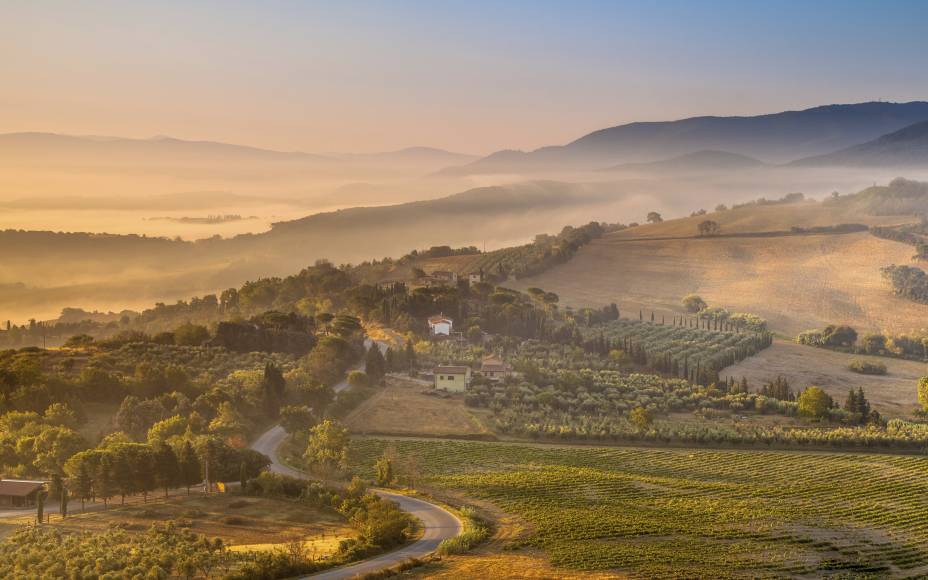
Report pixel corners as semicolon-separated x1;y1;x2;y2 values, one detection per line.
250;425;462;580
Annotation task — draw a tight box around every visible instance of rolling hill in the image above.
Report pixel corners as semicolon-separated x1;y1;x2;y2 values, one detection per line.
0;180;644;321
794;120;928;167
504;182;928;336
440;101;928;175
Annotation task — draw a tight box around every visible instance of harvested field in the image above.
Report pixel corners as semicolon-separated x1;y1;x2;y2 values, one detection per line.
344;376;491;437
721;340;926;417
510;230;928;336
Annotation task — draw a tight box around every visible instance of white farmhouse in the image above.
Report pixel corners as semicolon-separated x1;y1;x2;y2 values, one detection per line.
428;314;453;336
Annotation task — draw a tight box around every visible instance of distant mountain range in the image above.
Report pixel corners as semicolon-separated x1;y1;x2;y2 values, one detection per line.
439;101;928;175
601;150;765;173
0;132;475;172
792;120;928;167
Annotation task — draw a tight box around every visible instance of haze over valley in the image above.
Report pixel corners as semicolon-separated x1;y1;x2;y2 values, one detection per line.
9;3;928;579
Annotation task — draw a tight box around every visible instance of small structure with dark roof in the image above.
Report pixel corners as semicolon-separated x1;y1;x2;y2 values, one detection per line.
479;354;513;380
0;479;45;508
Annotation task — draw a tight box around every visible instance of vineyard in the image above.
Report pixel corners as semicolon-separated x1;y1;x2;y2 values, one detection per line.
351;437;928;578
582;319;773;384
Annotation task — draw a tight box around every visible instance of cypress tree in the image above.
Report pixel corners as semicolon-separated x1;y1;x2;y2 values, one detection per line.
96;455;114;508
59;484;68;519
179;441;202;494
75;462;93;512
155;442;180;498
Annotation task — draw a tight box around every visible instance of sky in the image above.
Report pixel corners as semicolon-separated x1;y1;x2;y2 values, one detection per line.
3;0;928;154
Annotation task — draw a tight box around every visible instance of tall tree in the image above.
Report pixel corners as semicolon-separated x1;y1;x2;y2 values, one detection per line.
59;484;68;519
96;455;114;508
405;341;417;371
113;452;133;505
154;442;180;498
135;448;156;503
74;462;93;512
179;441;202;494
365;344;386;383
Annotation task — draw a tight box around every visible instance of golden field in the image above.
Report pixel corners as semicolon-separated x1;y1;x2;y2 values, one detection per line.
509;229;927;336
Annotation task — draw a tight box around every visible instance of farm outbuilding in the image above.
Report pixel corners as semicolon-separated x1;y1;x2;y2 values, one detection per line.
428;314;453;336
0;479;45;508
433;365;471;392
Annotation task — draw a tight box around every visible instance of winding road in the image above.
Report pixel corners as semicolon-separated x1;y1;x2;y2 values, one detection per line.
250;341;462;579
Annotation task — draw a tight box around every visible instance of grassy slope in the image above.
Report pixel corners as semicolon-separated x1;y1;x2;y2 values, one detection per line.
351;437;928;579
721;341;926;417
344;376;491;437
508;203;928;336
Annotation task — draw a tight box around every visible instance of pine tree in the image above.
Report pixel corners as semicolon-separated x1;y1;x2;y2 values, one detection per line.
179;441;201;494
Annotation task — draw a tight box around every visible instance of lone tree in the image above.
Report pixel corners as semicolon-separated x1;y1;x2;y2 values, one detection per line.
646;211;663;224
798;386;832;420
682;294;708;313
697;220;721;236
304;419;350;477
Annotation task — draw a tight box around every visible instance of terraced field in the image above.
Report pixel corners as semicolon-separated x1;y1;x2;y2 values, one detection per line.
351;438;928;578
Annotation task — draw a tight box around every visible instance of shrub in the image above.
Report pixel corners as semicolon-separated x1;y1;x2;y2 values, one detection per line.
848;359;887;375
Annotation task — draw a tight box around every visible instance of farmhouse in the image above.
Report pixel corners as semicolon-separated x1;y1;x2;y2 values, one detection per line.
468;271;484;284
428;314;453;336
0;479;44;508
433;365;471;392
479;354;513;380
430;270;458;284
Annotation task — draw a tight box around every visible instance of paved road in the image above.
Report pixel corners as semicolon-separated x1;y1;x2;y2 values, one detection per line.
250;342;462;579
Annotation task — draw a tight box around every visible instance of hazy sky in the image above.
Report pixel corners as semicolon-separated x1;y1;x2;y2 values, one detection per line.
3;0;928;154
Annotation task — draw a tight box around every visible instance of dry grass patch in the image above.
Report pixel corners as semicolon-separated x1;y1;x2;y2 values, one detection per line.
345;376;491;437
46;494;353;556
722;340;925;417
511;230;928;336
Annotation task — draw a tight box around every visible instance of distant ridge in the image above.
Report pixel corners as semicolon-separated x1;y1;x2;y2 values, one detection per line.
0;132;474;167
439;101;928;175
792;120;928;167
600;150;764;172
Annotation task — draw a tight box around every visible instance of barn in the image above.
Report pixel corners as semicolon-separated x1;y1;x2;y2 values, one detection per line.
0;479;45;508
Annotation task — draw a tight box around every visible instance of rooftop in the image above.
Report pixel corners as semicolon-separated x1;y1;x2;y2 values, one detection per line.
0;480;44;497
434;365;469;374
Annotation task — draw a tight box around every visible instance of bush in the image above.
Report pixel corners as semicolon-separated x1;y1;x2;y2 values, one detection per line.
438;506;491;555
848;359;887;375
